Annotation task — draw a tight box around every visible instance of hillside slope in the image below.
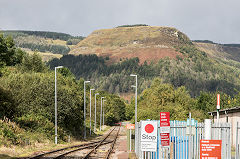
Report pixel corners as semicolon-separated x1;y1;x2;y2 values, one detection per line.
194;42;240;62
70;26;191;64
49;26;240;98
1;30;84;61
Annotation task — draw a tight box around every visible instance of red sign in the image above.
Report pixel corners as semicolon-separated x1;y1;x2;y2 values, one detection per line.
126;124;135;130
160;133;170;146
160;112;170;147
200;140;222;159
160;112;170;127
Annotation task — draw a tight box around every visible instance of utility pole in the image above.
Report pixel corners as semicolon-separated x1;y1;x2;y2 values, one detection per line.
100;97;105;131
94;93;99;133
55;66;63;144
89;89;95;136
103;100;106;128
130;74;137;153
84;80;90;139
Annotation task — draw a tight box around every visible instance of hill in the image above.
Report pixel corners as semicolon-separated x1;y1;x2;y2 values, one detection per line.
70;26;191;64
1;30;84;61
49;26;240;98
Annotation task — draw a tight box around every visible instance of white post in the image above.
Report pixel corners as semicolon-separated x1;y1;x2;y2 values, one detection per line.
217;94;220;140
89;89;94;136
84;80;90;139
130;129;132;151
189;112;192;159
100;97;105;131
204;119;212;140
54;66;63;144
94;93;99;133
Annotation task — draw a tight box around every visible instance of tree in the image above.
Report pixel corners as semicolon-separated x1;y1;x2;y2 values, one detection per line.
0;34;25;68
20;52;47;72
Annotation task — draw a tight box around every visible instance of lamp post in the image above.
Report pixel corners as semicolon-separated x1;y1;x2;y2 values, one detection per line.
55;66;63;144
130;74;137;153
89;89;95;136
100;97;105;131
84;80;90;139
94;93;99;133
103;100;106;129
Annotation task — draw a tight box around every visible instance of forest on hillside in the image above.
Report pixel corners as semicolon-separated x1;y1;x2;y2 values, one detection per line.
48;45;240;97
1;30;84;55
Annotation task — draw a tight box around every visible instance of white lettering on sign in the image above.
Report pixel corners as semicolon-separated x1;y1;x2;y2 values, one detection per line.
160;126;170;133
141;121;158;152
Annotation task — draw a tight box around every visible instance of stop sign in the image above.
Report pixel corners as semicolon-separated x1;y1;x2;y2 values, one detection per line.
141;121;158;152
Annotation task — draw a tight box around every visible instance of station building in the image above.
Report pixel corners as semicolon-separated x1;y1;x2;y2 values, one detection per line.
208;106;240;147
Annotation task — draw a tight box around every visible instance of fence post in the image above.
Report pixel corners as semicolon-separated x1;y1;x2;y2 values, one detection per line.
204;119;211;140
189;112;192;159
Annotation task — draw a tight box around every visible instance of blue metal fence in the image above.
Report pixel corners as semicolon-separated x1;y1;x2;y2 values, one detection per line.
135;119;231;159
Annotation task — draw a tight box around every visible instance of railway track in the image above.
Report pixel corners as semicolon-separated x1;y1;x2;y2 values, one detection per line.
29;126;120;159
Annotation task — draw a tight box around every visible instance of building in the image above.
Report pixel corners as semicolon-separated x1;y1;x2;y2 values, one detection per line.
208;106;240;147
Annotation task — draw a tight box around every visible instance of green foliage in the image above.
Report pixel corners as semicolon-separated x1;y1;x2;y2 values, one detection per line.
20;52;48;72
104;94;126;125
48;47;240;97
2;30;84;41
0;71;84;138
1;30;84;55
18;42;70;54
129;78;197;121
66;38;83;45
0;34;25;68
0;87;16;119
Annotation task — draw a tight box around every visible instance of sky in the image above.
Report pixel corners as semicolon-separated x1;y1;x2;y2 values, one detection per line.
0;0;239;43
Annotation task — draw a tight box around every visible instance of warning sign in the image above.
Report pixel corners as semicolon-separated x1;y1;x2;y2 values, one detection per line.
141;121;158;152
126;124;135;130
160;112;170;147
200;140;222;159
160;112;170;127
160;133;170;147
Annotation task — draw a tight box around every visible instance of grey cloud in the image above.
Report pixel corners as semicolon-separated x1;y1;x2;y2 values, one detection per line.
0;0;239;43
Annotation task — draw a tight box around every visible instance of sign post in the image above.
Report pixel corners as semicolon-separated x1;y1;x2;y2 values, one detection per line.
160;112;170;159
126;124;135;151
140;121;158;152
200;140;222;159
217;94;221;139
217;94;220;123
160;112;170;147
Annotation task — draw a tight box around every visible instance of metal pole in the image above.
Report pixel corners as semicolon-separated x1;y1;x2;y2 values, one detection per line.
130;74;137;153
100;97;105;131
55;67;57;144
89;89;94;136
54;66;63;144
84;81;90;139
94;93;99;133
103;100;106;127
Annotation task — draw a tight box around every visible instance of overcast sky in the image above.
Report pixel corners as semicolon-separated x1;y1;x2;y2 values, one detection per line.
0;0;239;43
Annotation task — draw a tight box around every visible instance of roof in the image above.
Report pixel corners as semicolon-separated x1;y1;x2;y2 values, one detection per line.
208;106;240;116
